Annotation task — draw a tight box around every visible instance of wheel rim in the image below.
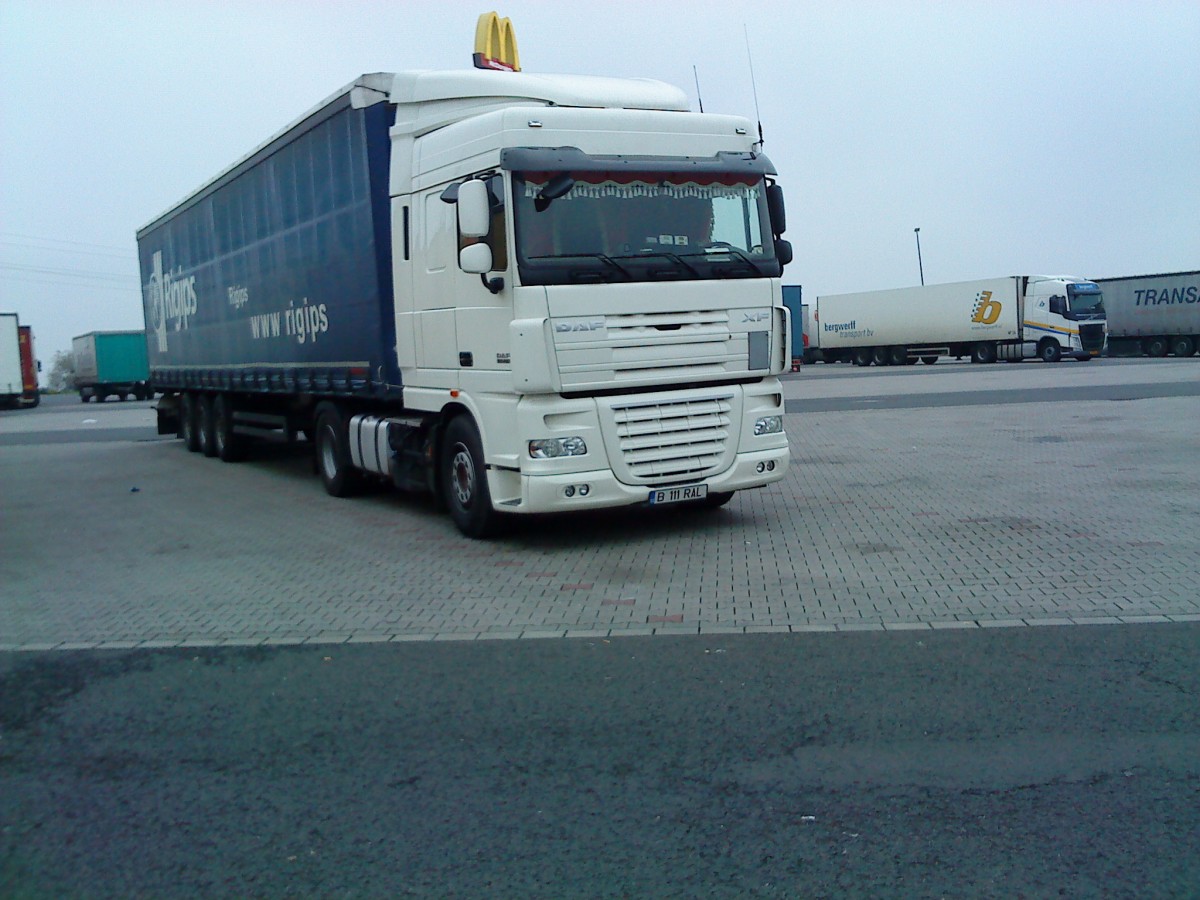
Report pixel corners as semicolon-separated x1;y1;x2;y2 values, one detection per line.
450;443;475;507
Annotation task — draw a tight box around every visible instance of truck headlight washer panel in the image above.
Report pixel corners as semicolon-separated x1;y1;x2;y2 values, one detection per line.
528;436;588;459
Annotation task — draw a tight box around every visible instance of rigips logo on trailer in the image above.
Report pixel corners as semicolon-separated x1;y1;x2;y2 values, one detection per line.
147;251;197;352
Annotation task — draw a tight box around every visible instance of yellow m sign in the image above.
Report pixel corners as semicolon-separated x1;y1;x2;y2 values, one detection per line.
474;12;521;72
972;291;1003;325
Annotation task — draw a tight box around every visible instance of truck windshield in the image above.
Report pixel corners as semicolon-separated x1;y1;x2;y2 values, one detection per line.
1067;282;1105;318
512;172;781;285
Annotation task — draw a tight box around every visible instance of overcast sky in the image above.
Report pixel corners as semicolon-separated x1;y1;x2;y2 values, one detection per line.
2;0;1197;362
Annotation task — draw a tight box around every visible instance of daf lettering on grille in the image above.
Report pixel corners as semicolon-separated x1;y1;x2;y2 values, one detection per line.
555;320;605;333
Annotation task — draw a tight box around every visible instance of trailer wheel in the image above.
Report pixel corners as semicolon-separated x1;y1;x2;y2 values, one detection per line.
888;346;908;366
213;394;246;462
971;342;997;364
441;415;500;538
920;356;938;365
1170;336;1195;358
197;395;217;458
1143;337;1168;358
180;393;201;452
853;348;872;367
314;404;361;497
872;346;890;366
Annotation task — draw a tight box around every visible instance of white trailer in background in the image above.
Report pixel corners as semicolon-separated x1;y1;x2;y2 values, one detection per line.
806;276;1107;366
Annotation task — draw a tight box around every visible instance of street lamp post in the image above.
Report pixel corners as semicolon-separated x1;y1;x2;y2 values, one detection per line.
914;227;924;286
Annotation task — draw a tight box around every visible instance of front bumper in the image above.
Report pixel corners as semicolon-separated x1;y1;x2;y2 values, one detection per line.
494;443;790;514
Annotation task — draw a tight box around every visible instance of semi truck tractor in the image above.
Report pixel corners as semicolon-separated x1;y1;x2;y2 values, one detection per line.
137;14;793;537
72;331;153;401
1092;271;1198;358
805;276;1106;366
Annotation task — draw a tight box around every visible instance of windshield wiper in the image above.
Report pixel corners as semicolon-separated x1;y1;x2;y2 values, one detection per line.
702;243;767;276
623;249;701;278
527;252;634;280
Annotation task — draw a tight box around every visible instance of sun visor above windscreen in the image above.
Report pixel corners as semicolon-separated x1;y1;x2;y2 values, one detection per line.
499;147;777;177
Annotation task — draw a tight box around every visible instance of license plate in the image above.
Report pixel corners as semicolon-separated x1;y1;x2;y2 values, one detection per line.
649;484;708;505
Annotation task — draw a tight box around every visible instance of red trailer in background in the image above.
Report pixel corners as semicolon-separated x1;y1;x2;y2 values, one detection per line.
18;325;40;407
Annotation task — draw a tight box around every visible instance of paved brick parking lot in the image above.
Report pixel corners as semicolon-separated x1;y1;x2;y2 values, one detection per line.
2;361;1198;650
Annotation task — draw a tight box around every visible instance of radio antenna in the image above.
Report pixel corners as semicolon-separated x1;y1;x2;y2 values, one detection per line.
744;24;764;147
693;65;705;113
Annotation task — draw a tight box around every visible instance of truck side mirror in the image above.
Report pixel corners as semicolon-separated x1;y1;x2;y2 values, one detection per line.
767;183;787;235
457;179;491;238
774;238;793;267
460;242;493;274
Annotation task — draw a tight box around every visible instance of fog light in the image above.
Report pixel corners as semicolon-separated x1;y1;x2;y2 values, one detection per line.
756;462;766;474
564;485;576;498
754;415;783;436
579;484;590;496
529;436;588;459
766;460;776;472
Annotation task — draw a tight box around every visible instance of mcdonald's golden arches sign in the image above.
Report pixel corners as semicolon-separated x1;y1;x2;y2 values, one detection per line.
474;12;520;71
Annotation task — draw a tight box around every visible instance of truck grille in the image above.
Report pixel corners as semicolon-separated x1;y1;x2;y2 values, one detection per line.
1079;323;1105;353
608;395;734;483
554;310;754;390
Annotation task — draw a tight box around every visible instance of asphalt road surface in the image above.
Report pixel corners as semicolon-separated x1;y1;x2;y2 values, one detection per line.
3;625;1198;898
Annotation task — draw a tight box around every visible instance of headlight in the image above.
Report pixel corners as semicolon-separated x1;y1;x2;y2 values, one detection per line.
754;416;783;436
528;436;588;459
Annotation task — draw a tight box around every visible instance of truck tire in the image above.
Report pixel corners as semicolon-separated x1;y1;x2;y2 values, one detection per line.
872;346;890;366
180;393;201;452
1038;340;1061;363
441;415;500;538
1143;337;1168;358
80;392;89;403
920;356;938;365
971;342;997;364
197;395;218;458
853;348;872;367
1170;336;1195;358
213;394;246;462
314;403;362;497
888;345;908;366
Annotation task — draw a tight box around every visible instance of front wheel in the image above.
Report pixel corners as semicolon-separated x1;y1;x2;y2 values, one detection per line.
441;415;500;538
697;491;734;510
1039;340;1062;363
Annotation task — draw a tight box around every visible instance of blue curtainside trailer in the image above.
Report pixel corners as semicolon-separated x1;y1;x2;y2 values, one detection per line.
137;86;400;399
